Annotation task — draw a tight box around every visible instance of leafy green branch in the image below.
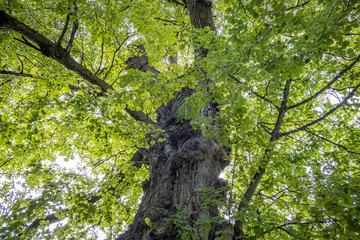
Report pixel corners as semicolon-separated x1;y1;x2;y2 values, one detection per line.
0;10;159;127
233;79;292;239
286;54;360;111
279;79;360;138
304;129;360;155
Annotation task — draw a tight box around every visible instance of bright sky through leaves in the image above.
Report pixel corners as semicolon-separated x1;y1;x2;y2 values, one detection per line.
1;0;360;239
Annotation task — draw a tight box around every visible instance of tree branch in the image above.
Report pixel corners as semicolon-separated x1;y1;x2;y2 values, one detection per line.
252;91;280;110
153;17;182;26
0;11;158;126
14;36;41;51
228;73;242;84
287;54;360;111
103;36;129;81
95;39;105;76
0;70;34;78
285;1;310;11
279;80;360;138
165;0;184;6
27;210;69;230
66;19;78;52
271;79;292;140
0;10;112;92
304;129;360;155
233;79;292;239
56;13;71;46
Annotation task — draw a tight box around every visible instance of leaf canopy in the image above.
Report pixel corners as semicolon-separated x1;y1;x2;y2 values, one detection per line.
1;0;360;239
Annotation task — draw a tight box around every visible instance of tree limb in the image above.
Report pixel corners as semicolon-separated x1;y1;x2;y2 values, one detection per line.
165;0;184;6
279;80;360;138
14;36;41;51
66;19;78;52
304;129;360;155
252;91;280;110
0;11;159;126
27;210;69;230
233;79;292;239
287;54;360;111
0;70;34;78
56;13;71;46
0;10;112;92
285;1;310;12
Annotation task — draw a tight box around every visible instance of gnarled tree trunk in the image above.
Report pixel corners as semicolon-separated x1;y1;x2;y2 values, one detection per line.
117;1;231;239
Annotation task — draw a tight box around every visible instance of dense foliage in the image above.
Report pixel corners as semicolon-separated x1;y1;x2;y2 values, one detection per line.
1;0;359;239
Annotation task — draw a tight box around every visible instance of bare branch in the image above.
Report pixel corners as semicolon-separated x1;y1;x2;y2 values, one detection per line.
271;79;292;140
342;32;360;35
0;157;12;168
0;10;112;92
165;0;184;6
228;73;242;84
95;39;105;76
27;210;69;230
287;53;360;111
17;54;24;73
267;219;338;235
153;17;182;26
125;107;160;128
258;122;273;135
285;1;310;11
103;36;129;81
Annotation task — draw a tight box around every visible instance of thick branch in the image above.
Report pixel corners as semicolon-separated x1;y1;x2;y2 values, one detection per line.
0;10;112;92
186;0;216;58
125;107;160;128
165;0;184;6
271;79;292;140
287;54;360;110
14;36;41;51
27;210;69;230
0;11;158;125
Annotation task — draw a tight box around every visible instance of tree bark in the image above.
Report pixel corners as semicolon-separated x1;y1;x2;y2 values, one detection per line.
117;116;230;240
117;1;232;239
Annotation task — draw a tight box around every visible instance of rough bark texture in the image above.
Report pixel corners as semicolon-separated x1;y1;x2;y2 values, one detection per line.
117;1;232;239
117;115;230;240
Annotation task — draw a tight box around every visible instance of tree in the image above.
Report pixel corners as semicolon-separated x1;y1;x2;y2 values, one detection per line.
0;0;359;239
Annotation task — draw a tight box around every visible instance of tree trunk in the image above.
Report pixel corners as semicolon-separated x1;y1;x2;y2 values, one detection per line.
117;90;231;240
117;2;231;238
